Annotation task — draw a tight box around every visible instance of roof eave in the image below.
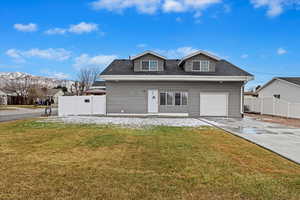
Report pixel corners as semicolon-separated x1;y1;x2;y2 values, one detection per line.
100;75;254;82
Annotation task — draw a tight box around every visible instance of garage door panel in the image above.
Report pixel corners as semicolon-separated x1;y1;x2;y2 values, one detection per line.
200;93;228;116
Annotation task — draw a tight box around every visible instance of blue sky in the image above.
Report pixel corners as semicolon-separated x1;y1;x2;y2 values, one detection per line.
0;0;300;89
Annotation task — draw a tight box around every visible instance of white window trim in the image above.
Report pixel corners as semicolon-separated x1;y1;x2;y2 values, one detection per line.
192;60;210;72
141;60;158;72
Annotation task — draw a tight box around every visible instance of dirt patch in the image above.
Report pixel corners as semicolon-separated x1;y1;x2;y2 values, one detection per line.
246;113;300;128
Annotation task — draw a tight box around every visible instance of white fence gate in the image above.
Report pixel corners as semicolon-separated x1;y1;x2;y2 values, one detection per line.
58;96;106;116
245;97;300;119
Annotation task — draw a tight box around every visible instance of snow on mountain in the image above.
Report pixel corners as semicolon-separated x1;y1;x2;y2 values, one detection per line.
0;72;74;90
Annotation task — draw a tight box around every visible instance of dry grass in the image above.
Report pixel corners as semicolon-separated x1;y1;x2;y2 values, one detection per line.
0;120;299;200
5;105;47;109
0;106;17;111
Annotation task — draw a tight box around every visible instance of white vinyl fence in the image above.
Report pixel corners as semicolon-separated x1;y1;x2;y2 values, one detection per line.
245;97;300;119
58;96;106;116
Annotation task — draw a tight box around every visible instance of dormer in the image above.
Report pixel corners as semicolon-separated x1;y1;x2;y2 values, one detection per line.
131;51;166;72
179;50;221;73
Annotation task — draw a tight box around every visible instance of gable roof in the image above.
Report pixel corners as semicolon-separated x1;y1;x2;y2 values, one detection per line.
278;77;300;86
257;77;300;93
131;50;167;60
178;50;221;65
100;59;253;77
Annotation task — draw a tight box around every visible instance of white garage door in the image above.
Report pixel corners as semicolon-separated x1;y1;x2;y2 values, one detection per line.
200;93;228;116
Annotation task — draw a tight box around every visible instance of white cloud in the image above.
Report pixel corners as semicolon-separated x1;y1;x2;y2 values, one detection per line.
157;46;198;58
277;47;287;55
69;22;98;34
90;0;222;15
45;22;99;35
6;48;72;62
162;0;222;13
250;0;300;17
163;0;185;12
14;23;38;32
73;53;118;70
45;28;67;35
241;54;249;59
157;46;224;59
90;0;160;14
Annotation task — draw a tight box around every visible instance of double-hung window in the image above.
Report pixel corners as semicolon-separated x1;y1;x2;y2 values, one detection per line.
160;91;188;106
192;60;210;72
141;60;158;71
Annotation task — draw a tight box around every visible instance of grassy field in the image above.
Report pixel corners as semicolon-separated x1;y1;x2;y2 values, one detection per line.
0;120;299;200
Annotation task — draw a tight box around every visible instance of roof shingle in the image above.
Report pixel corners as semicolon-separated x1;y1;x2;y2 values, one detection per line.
100;59;253;77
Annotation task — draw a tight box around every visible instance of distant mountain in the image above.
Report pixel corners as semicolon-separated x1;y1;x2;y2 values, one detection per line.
0;72;75;90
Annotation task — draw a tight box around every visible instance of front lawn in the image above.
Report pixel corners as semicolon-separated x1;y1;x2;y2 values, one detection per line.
0;120;299;200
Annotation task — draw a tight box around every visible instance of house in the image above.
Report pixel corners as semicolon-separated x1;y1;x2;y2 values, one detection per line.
83;81;106;95
48;89;64;104
34;88;64;104
100;50;253;117
0;89;8;105
91;81;106;90
256;77;300;102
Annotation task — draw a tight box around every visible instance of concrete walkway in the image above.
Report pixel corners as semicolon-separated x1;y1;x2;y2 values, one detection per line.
200;117;300;164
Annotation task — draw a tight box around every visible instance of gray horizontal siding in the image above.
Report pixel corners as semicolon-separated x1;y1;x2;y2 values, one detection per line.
106;81;243;117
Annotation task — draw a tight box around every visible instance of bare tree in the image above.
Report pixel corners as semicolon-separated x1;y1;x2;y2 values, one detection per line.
4;75;33;104
77;67;101;95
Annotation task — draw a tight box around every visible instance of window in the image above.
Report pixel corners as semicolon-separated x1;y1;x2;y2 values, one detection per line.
167;92;173;105
160;91;188;106
175;93;181;105
142;61;149;71
192;60;210;72
192;61;200;71
182;92;188;105
149;60;158;71
274;94;281;99
160;92;166;105
200;60;210;72
141;60;158;71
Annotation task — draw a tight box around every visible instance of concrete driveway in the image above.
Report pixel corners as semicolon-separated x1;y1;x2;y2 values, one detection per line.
200;117;300;164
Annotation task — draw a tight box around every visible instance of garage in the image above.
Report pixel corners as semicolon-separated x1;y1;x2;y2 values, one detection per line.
200;93;228;116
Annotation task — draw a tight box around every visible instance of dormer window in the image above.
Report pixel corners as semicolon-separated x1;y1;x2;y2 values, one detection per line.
192;60;210;72
141;60;158;71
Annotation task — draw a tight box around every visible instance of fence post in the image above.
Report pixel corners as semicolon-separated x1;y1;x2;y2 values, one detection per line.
287;102;290;118
273;97;275;116
260;98;263;114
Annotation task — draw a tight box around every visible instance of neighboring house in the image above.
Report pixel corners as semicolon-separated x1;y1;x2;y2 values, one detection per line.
100;50;253;117
35;88;64;104
48;89;64;104
244;91;258;99
83;81;106;95
0;89;8;105
256;77;300;102
91;81;106;90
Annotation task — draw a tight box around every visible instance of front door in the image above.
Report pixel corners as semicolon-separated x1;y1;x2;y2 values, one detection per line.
148;89;158;113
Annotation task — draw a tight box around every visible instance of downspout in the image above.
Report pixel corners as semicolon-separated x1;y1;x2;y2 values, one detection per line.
241;82;245;118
